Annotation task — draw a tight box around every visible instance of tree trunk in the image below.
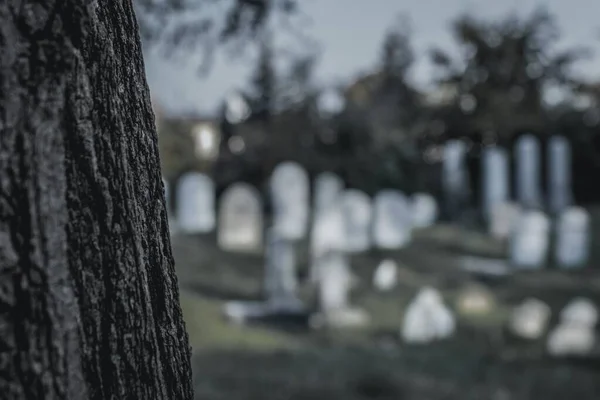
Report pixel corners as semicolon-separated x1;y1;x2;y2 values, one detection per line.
0;2;193;399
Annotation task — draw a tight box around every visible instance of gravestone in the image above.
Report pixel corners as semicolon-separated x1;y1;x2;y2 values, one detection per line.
442;140;470;219
455;284;495;317
373;259;398;292
411;193;438;228
509;211;550;269
313;172;344;214
515;134;542;209
176;172;215;233
223;229;305;324
270;162;310;240
218;183;263;253
310;251;369;328
555;207;590;269
547;322;595;356
547;136;572;214
372;190;412;250
547;298;597;357
481;147;509;220
341;189;372;253
489;202;521;240
401;287;456;344
309;204;346;282
263;229;303;310
509;298;551;340
560;298;598;327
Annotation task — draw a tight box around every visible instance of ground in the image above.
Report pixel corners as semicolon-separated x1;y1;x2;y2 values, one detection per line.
173;209;600;399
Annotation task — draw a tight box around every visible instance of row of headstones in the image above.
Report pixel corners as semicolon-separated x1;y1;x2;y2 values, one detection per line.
491;203;591;269
163;162;439;253
404;286;598;357
445;134;572;217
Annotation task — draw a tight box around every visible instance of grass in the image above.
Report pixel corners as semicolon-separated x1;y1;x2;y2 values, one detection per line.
180;291;300;351
173;207;600;399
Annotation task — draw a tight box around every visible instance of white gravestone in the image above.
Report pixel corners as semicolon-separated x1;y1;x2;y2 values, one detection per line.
560;298;598;327
310;173;344;280
547;136;572;214
411;193;438;228
489;202;521;240
270;162;310;240
401;287;456;344
515;134;542;209
176;172;215;233
547;323;595;356
509;211;550;269
218;183;263;252
547;298;597;356
555;207;590;269
509;298;551;340
309;205;346;282
373;259;398;292
481;147;509;220
372;190;412;250
310;251;369;328
341;190;372;253
313;172;344;214
442;140;470;218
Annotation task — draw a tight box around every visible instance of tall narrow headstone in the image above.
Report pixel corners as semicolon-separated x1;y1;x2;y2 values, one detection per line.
222;228;305;324
218;183;263;252
515;134;542;209
372;190;412;249
270;162;310;240
547;136;572;214
482;147;509;220
442;140;470;219
411;193;438;228
313;172;344;214
309;205;346;282
317;251;353;312
509;211;550;269
264;229;302;309
176;172;215;233
555;207;590;269
341;189;372;253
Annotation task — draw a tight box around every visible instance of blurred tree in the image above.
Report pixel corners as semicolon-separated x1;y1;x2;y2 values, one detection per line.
0;2;192;399
136;0;313;74
340;15;427;194
430;7;589;145
247;32;277;121
278;52;319;112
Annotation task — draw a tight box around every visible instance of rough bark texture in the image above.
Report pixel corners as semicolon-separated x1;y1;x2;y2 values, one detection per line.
0;2;193;399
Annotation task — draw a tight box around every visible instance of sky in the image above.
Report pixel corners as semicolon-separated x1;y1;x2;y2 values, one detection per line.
144;0;600;116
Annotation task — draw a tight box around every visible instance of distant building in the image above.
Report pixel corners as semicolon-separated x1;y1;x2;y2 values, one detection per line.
152;100;222;178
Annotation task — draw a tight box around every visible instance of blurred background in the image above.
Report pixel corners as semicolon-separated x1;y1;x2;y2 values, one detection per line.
139;1;600;398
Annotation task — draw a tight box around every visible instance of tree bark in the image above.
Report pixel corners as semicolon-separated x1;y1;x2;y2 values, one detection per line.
0;2;193;399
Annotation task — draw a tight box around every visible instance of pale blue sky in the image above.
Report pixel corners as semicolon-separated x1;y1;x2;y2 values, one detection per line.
145;0;600;116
